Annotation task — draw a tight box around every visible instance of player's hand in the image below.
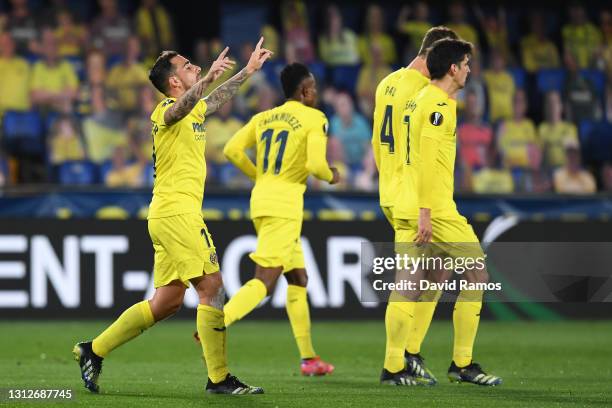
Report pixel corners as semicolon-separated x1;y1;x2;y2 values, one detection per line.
245;37;273;74
203;46;236;83
329;167;340;185
415;208;432;245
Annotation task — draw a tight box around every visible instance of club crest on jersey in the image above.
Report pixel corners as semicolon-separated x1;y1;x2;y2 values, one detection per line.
209;251;218;265
430;112;444;126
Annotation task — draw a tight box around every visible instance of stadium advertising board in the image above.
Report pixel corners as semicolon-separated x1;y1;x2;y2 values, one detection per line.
0;219;610;319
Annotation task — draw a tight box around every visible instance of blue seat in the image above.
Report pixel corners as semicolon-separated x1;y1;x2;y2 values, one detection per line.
330;65;361;94
580;69;606;95
508;67;526;89
578;120;595;146
307;61;327;83
536;69;566;93
98;160;114;183
59;161;97;185
1;110;44;156
581;121;612;163
106;55;124;68
24;53;40;65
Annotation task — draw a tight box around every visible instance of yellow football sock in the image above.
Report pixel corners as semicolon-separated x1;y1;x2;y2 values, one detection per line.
285;285;316;359
453;290;483;367
223;278;267;327
197;304;229;383
406;289;441;354
92;300;155;358
383;292;416;373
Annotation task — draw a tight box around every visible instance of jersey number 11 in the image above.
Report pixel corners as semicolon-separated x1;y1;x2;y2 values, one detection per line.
261;129;289;174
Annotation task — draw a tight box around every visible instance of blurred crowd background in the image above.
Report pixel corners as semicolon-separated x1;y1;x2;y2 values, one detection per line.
0;0;612;195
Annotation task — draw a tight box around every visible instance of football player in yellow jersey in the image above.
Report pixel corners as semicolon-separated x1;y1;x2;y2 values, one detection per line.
373;26;458;386
73;38;273;395
391;38;502;386
222;63;339;376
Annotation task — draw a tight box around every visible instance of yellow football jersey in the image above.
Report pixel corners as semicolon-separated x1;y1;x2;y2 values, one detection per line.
226;100;332;220
148;97;208;219
394;84;461;220
372;68;429;208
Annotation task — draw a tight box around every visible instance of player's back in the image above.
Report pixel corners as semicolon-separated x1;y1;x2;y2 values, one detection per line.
394;84;460;220
373;68;429;210
250;100;328;220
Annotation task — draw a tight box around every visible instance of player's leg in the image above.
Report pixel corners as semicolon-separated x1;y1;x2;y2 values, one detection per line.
93;280;184;356
403;268;446;385
223;264;283;326
406;266;444;356
449;263;501;385
381;219;424;385
443;218;502;386
285;268;335;376
223;217;289;326
73;281;185;393
284;269;315;359
192;272;263;394
188;216;263;394
73;215;188;393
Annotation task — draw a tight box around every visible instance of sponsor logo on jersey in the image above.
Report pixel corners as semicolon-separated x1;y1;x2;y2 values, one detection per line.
192;122;206;133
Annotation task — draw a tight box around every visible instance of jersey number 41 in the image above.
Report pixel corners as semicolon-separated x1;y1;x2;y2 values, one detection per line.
380;105;411;164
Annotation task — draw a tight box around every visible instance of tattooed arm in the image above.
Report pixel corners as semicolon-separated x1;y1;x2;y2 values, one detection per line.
204;36;273;117
164;37;272;124
164;47;234;126
203;68;249;116
163;75;216;126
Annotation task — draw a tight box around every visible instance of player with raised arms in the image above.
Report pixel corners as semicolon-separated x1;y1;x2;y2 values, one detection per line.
373;26;458;386
73;38;272;395
222;63;339;376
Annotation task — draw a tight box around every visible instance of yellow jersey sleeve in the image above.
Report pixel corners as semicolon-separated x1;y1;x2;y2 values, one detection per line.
305;114;333;182
416;103;449;209
151;97;175;126
224;117;257;180
194;99;208;119
151;98;207;127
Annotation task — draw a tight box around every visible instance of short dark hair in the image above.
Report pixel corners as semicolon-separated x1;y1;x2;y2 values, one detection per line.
280;63;311;99
426;38;473;80
149;50;178;95
418;26;458;56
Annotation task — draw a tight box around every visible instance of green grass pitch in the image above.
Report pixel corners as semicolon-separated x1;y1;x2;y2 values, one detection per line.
1;320;611;407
